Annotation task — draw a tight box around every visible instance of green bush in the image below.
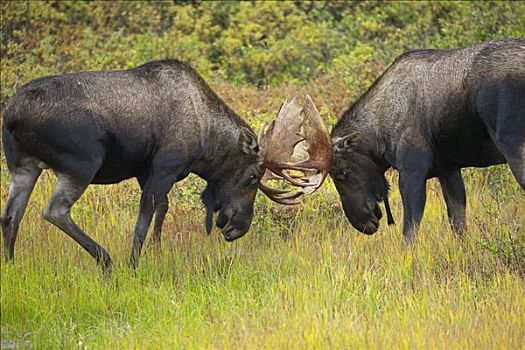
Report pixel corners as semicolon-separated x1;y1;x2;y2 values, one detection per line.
1;1;524;106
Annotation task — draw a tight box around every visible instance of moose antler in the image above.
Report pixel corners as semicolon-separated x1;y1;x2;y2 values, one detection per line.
258;95;332;205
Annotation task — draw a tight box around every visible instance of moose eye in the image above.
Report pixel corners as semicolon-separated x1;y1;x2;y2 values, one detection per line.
248;173;258;185
337;169;348;181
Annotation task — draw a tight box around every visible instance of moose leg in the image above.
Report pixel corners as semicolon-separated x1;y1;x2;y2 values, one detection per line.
399;171;428;241
1;159;41;261
129;174;176;268
492;136;525;190
43;173;112;274
505;152;525;190
136;177;169;247
438;170;467;233
482;83;525;190
151;198;168;246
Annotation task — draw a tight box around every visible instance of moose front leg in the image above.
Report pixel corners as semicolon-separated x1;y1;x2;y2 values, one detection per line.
399;171;428;241
151;198;168;246
137;176;169;247
130;173;176;268
438;170;466;234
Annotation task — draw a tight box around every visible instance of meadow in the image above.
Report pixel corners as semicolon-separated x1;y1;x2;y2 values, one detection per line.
1;89;524;349
1;2;525;349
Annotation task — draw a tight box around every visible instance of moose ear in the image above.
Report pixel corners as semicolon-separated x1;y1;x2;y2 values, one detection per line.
239;127;259;155
333;132;359;152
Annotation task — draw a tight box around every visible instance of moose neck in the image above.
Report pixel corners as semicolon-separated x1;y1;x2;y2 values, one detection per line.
339;101;392;173
192;111;253;183
173;71;255;183
339;67;415;172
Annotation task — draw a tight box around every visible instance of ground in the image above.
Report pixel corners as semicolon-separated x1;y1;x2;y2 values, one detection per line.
1;92;523;348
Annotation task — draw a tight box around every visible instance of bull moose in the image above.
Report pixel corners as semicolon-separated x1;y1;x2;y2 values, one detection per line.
1;60;331;273
330;38;525;240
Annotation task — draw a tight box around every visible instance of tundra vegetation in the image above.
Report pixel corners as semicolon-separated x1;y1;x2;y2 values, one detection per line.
1;2;524;349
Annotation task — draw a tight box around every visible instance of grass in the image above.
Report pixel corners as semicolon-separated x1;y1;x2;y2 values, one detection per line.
1;89;524;349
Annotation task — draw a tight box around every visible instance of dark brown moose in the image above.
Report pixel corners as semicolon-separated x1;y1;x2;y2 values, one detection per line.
330;38;525;240
1;60;331;274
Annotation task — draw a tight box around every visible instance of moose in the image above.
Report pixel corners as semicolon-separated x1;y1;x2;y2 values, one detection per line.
1;59;331;274
330;38;525;240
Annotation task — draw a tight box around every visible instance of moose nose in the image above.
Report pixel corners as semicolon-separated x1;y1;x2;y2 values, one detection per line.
374;205;382;220
361;219;379;235
223;227;248;242
216;213;228;229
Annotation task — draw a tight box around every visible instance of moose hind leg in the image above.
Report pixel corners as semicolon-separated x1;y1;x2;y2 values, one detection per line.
1;159;42;261
438;170;467;233
43;173;112;274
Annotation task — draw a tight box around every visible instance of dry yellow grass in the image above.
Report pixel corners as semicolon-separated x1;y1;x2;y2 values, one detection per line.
1;85;524;349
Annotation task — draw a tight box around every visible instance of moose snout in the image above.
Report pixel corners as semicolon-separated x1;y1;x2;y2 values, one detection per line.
373;203;383;221
222;224;249;242
217;210;250;242
358;219;379;235
216;211;229;230
341;198;382;235
359;202;382;234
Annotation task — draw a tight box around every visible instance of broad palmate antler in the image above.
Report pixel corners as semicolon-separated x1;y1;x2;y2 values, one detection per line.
258;95;332;205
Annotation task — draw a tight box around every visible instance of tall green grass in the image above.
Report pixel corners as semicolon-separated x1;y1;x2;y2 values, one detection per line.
2;2;524;347
1;137;524;348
